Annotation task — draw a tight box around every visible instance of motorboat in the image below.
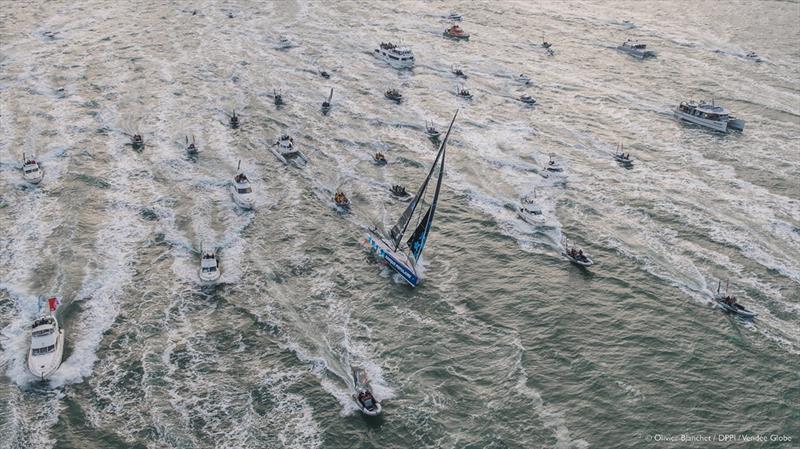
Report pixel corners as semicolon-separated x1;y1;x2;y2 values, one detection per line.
373;152;388;166
271;134;308;167
28;297;64;380
445;11;462;21
613;143;633;167
518;194;544;225
617;39;656;59
745;51;762;62
230;161;254;209
385;88;403;102
541;36;552;49
674;100;745;133
451;65;467;79
519;94;536;105
198;244;221;283
457;86;473;99
277;36;294;49
374;42;415;69
274;89;285;106
389;184;411;201
230;111;240;129
425;121;441;139
713;281;756;319
321;88;333;113
352;369;382;416
366;110;459;287
131;134;144;151
516;73;531;85
544;155;563;173
334;191;351;211
320;69;331;79
562;240;594;267
443;24;470;40
185;136;198;155
21;154;44;184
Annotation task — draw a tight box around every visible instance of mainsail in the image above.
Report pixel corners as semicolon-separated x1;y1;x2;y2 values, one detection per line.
389;110;458;251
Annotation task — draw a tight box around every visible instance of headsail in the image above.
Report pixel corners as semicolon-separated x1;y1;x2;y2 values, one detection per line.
406;140;446;260
389;110;459;250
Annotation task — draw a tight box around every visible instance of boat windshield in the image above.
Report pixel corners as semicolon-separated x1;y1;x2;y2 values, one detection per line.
237;187;252;194
32;344;56;355
25;166;39;173
202;266;217;273
32;328;55;337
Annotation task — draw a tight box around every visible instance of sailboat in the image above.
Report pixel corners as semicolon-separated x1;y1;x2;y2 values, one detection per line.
366;110;458;287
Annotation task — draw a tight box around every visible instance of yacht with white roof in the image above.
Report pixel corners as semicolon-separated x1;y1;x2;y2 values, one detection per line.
674;100;745;132
617;39;656;59
374;42;415;69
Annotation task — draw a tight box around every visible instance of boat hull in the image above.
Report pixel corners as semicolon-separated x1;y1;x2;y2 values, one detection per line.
374;49;414;69
713;295;756;318
367;234;420;287
230;186;254;209
674;109;736;132
563;252;594;267
28;330;64;379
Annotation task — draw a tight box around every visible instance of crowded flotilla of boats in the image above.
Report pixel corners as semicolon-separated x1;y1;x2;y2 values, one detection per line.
374;41;414;69
16;8;764;407
617;39;656;59
674;100;745;133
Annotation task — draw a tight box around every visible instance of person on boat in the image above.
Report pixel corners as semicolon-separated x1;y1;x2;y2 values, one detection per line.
374;152;386;162
358;390;376;407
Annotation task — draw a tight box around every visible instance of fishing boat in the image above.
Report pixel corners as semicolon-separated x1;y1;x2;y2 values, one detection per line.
443;24;470;40
321;88;333;112
713;281;756;319
425;121;441;139
613;143;633;167
374;42;415;69
617;39;656;59
271;134;308;167
562;239;593;267
451;65;467;79
674;100;745;132
21;154;44;184
198;244;221;283
230;160;254;209
352;369;382;416
457;85;473;99
389;184;411;201
518;193;544;225
519;94;536;105
28;297;64;380
373;152;388;166
385;88;403;102
366;110;458;287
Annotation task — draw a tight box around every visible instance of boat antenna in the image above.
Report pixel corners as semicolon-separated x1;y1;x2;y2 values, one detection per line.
237;160;241;172
717;280;721;294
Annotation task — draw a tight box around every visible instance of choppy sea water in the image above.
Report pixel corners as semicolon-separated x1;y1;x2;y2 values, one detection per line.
1;1;798;448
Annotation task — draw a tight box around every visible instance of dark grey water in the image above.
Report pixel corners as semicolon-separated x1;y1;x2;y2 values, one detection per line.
1;1;798;448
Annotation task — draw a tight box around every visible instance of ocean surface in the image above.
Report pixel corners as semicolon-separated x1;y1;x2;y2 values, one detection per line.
1;1;799;448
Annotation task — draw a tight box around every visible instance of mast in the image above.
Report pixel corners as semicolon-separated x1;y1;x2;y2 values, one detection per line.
390;110;459;250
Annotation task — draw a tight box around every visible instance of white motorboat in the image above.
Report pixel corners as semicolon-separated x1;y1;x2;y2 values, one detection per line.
516;73;532;85
425;120;441;139
352;369;382;417
457;85;473;99
374;42;415;69
451;65;467;79
230;161;254;209
198;244;221;283
617;39;656;59
519;94;536;105
277;36;294;49
544;155;563;173
613;143;634;167
562;240;593;267
21;154;44;184
28;297;64;380
445;11;462;21
518;194;544;224
745;51;762;63
674;100;745;133
384;88;403;102
271;134;308;168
